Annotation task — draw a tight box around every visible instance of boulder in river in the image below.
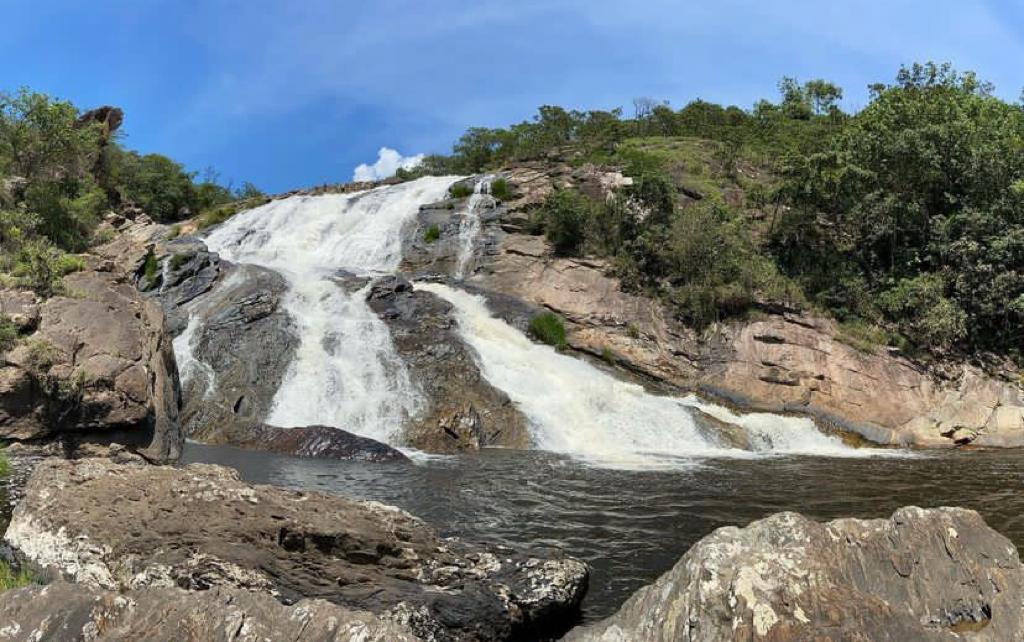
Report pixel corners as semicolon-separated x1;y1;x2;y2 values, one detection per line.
234;423;410;462
5;458;588;642
564;506;1024;641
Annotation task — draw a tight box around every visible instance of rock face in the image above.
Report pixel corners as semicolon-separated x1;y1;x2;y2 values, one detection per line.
234;423;410;462
367;276;530;452
6;458;588;642
0;265;182;463
173;263;298;444
565;507;1024;642
0;581;419;642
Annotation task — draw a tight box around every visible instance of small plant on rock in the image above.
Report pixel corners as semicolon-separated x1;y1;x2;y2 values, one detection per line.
423;225;441;243
528;312;568;350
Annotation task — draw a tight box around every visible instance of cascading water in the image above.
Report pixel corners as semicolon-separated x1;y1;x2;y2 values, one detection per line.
201;177;456;442
418;282;900;468
454;176;494;279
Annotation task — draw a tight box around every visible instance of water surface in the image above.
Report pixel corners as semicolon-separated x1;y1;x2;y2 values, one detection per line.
183;443;1024;621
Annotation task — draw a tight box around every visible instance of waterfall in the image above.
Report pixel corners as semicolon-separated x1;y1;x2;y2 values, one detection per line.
418;282;899;468
202;177;456;442
454;176;494;279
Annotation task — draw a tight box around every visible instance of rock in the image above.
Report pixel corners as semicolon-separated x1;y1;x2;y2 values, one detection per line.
0;290;39;333
564;507;1024;642
366;277;530;453
235;424;410;462
76;106;124;136
0;267;182;463
0;581;419;641
6;459;588;642
173;263;299;445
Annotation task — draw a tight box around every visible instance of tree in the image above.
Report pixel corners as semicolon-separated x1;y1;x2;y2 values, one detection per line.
804;79;843;116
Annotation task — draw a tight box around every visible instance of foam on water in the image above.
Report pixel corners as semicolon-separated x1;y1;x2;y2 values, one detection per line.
418;282;901;468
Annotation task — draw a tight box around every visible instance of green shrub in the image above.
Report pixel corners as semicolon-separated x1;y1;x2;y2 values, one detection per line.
528;312;567;350
24;338;58;372
0;316;18;353
169;253;192;271
0;560;34;591
536;189;595;256
489;178;512;200
879;274;967;350
10;239;71;296
423;225;441;243
449;183;474;199
142;249;159;288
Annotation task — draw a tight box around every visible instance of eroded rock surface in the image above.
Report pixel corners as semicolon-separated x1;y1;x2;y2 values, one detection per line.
367;276;530;452
0;581;418;642
0;265;181;463
6;458;588;642
564;507;1024;642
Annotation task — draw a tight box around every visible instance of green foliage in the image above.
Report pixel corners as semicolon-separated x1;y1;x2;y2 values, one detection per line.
0;315;18;353
23;338;58;372
141;249;159;288
169;253;191;270
535;189;594;256
423;225;440;243
0;560;34;591
489;177;512;200
449;183;473;199
528;312;568;350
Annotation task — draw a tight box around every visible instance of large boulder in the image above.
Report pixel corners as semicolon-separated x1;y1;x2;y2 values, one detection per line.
234;423;410;462
564;507;1024;641
367;276;530;452
0;265;182;463
0;581;418;642
5;458;588;642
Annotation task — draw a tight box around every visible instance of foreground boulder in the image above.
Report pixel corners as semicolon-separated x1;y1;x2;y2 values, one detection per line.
0;581;417;641
564;507;1023;641
0;265;181;463
5;459;587;642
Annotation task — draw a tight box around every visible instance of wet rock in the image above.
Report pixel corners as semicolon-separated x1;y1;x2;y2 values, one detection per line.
0;267;182;463
236;424;409;462
0;581;419;641
6;459;588;642
564;507;1024;642
174;263;299;445
366;277;530;452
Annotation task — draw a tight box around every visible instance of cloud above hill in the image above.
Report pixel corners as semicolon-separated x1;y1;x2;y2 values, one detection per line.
352;147;425;181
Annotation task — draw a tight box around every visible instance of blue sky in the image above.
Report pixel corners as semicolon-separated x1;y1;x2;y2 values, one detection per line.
4;1;1024;192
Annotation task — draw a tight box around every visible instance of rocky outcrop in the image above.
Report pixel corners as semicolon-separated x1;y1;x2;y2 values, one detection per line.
0;581;419;642
565;507;1024;641
0;264;182;463
233;423;410;462
173;263;298;444
367;276;530;452
6;458;588;642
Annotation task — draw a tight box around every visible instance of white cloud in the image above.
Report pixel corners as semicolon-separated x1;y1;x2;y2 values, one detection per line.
352;147;425;182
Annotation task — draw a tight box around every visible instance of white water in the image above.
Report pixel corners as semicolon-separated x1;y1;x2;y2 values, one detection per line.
418;282;898;468
202;177;456;442
454;176;494;279
172;313;216;399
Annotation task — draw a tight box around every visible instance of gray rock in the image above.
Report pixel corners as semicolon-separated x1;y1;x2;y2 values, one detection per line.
564;507;1024;642
235;423;410;462
366;277;530;452
0;581;419;641
5;458;588;642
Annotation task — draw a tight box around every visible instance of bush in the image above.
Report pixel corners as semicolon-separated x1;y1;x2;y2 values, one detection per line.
423;225;440;243
879;274;967;350
0;316;18;353
528;312;567;350
489;178;512;200
0;560;34;591
449;183;474;199
536;189;594;256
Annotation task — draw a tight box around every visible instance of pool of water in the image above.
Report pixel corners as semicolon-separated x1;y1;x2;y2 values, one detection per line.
182;443;1024;622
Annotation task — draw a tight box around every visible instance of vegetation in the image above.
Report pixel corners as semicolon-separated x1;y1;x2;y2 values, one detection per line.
528;312;568;350
449;183;474;198
423;224;441;243
0;560;34;591
489;177;512;200
415;62;1024;364
0;88;261;298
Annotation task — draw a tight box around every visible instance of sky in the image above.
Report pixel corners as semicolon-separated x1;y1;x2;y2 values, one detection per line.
3;0;1024;192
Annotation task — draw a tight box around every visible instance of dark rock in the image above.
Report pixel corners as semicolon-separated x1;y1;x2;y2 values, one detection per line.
366;279;530;453
0;581;419;641
75;106;124;136
564;507;1024;641
5;459;588;642
236;424;409;462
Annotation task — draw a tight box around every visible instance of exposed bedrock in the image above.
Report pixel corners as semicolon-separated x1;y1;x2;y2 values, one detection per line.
564;507;1024;642
5;458;589;642
231;423;410;462
0;581;419;642
367;276;530;452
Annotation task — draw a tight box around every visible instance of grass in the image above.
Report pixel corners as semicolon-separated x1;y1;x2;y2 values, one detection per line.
449;183;474;199
0;561;34;591
0;316;18;353
836;318;890;354
169;253;191;271
528;312;568;350
195;195;270;231
423;225;441;243
142;249;159;287
490;178;512;200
